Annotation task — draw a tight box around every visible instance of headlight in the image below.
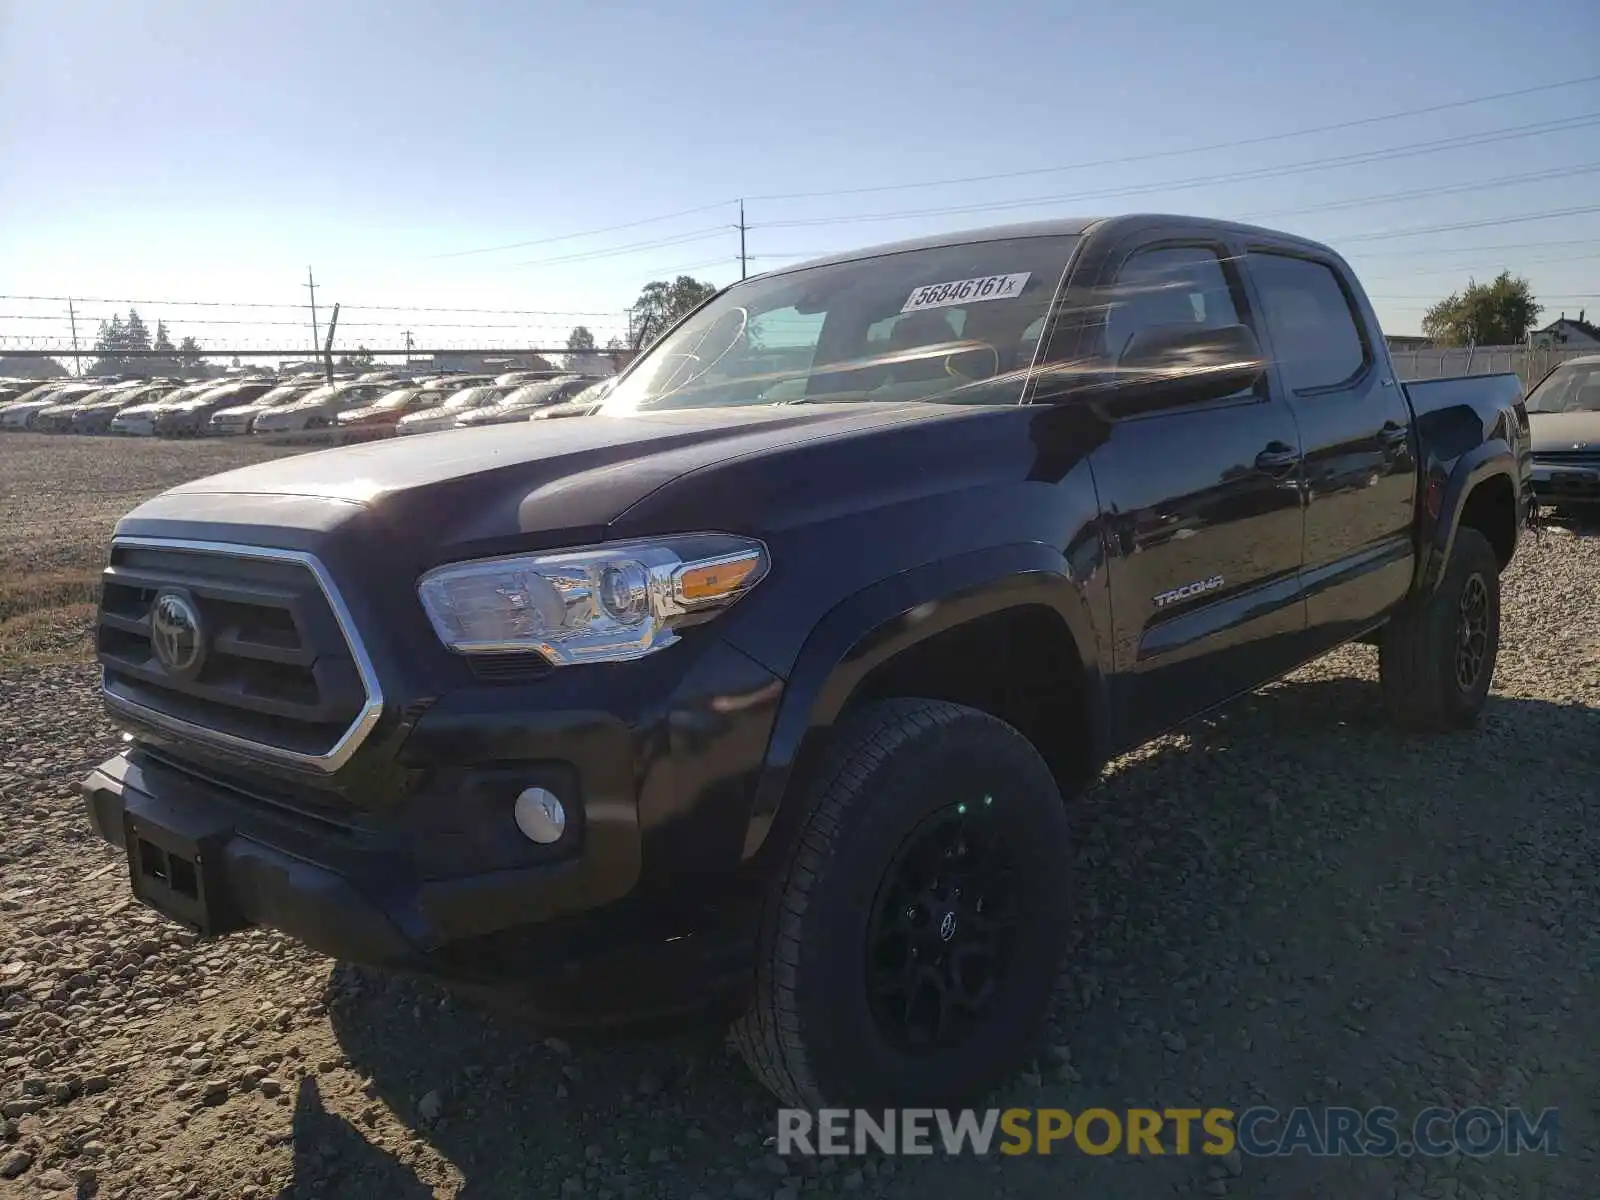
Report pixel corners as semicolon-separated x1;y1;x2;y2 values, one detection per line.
416;534;770;665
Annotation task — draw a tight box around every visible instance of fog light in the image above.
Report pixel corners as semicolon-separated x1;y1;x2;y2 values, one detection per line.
513;787;567;844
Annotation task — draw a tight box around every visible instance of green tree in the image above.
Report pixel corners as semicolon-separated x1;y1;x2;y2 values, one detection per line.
123;309;152;354
177;336;205;374
148;320;179;376
629;276;718;350
1421;272;1542;346
566;325;596;352
90;314;127;375
338;346;375;369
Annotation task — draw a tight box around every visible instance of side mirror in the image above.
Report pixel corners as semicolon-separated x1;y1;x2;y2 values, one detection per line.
1113;323;1265;407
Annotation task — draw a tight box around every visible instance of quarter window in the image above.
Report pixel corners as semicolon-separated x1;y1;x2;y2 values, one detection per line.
1250;253;1368;392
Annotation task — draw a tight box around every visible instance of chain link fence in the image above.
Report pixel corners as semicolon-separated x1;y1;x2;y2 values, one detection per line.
1387;342;1595;386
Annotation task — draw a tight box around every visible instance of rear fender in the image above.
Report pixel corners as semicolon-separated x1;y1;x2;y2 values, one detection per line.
1416;439;1517;595
738;542;1107;871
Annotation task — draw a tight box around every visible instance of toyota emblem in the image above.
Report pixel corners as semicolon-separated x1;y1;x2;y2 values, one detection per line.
150;590;204;676
939;911;958;942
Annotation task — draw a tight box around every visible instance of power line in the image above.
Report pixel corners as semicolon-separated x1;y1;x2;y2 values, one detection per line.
744;73;1600;202
1237;161;1600;221
1359;250;1600;281
746;114;1600;231
429;199;739;260
0;294;625;317
1345;237;1600;259
1369;291;1600;300
1337;205;1600;243
366;73;1600;262
2;313;626;333
511;226;732;269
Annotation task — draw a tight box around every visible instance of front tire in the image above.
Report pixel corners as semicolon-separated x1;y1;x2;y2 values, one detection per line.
732;699;1072;1107
1379;527;1501;731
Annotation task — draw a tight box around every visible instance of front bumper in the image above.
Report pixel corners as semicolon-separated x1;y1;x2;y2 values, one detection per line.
83;627;786;1020
152;413;206;436
252;417;305;433
110;417;157;436
72;412;120;434
1531;460;1600;505
1;408;50;429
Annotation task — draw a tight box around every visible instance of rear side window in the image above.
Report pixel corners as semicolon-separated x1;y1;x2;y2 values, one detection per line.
1250;253;1368;392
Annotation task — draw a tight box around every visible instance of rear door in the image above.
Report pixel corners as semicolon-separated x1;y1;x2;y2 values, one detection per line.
1242;248;1418;646
1068;231;1308;743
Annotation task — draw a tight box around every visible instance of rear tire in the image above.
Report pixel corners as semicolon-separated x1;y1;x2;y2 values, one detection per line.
732;699;1072;1107
1379;527;1500;732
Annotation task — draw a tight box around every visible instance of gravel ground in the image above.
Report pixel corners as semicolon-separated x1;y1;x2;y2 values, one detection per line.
1;435;1597;1199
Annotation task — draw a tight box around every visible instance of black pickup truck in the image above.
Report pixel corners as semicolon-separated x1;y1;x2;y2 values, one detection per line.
81;214;1533;1108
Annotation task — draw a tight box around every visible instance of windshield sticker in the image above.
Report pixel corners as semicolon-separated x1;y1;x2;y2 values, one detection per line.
901;272;1031;313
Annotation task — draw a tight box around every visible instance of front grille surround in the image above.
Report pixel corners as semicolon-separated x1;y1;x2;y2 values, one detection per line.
98;537;385;774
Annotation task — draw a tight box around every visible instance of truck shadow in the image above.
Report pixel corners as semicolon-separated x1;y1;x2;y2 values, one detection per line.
316;672;1596;1199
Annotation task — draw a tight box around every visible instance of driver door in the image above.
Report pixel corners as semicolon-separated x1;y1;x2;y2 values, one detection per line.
1079;235;1309;742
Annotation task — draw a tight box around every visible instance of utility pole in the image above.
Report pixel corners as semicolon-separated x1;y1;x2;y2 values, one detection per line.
67;299;81;377
304;267;320;353
738;199;748;281
403;329;413;365
322;303;340;385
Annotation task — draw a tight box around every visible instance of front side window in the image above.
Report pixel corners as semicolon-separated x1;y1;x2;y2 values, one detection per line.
1102;244;1245;365
600;235;1080;415
1249;252;1368;393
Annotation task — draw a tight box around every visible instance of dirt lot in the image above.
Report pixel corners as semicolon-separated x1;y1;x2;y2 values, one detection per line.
1;432;1597;1200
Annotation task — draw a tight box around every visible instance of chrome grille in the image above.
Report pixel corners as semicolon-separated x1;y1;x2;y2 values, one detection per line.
97;539;383;772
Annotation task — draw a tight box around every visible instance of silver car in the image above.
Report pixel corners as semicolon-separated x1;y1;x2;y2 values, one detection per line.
251;381;395;433
110;381;229;436
3;382;103;429
394;385;518;435
453;377;596;428
208;379;321;434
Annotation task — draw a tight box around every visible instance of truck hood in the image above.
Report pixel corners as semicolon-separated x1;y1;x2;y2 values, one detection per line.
1528;409;1600;453
115;402;973;560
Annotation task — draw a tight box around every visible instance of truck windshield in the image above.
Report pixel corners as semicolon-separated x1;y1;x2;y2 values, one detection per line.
599;235;1079;415
1524;360;1600;412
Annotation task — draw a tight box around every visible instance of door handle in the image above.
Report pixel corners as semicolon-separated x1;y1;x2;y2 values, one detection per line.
1254;442;1298;474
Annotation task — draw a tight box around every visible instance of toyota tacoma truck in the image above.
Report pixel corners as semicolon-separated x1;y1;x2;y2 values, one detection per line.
81;214;1532;1108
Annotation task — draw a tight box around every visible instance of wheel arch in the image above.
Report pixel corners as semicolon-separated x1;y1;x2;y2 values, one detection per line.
739;542;1108;872
1417;439;1520;595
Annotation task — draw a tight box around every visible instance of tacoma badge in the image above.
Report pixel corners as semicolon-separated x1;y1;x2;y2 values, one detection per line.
1153;575;1225;609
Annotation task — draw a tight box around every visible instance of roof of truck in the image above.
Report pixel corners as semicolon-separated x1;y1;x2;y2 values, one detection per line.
766;214;1341;278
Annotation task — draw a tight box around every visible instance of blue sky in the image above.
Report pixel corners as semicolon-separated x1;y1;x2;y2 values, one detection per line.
2;0;1598;360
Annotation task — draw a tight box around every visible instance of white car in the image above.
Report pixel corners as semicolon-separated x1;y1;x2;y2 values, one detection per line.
251;382;394;433
208;380;321;435
394;385;518;435
110;381;229;436
422;374;495;393
453;377;596;428
2;382;99;429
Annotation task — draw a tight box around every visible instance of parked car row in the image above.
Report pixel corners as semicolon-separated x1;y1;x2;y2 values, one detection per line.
0;368;617;438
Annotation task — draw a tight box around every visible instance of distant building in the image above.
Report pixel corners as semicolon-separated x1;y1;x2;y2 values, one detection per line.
1385;335;1433;350
411;352;557;374
1532;312;1600;349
